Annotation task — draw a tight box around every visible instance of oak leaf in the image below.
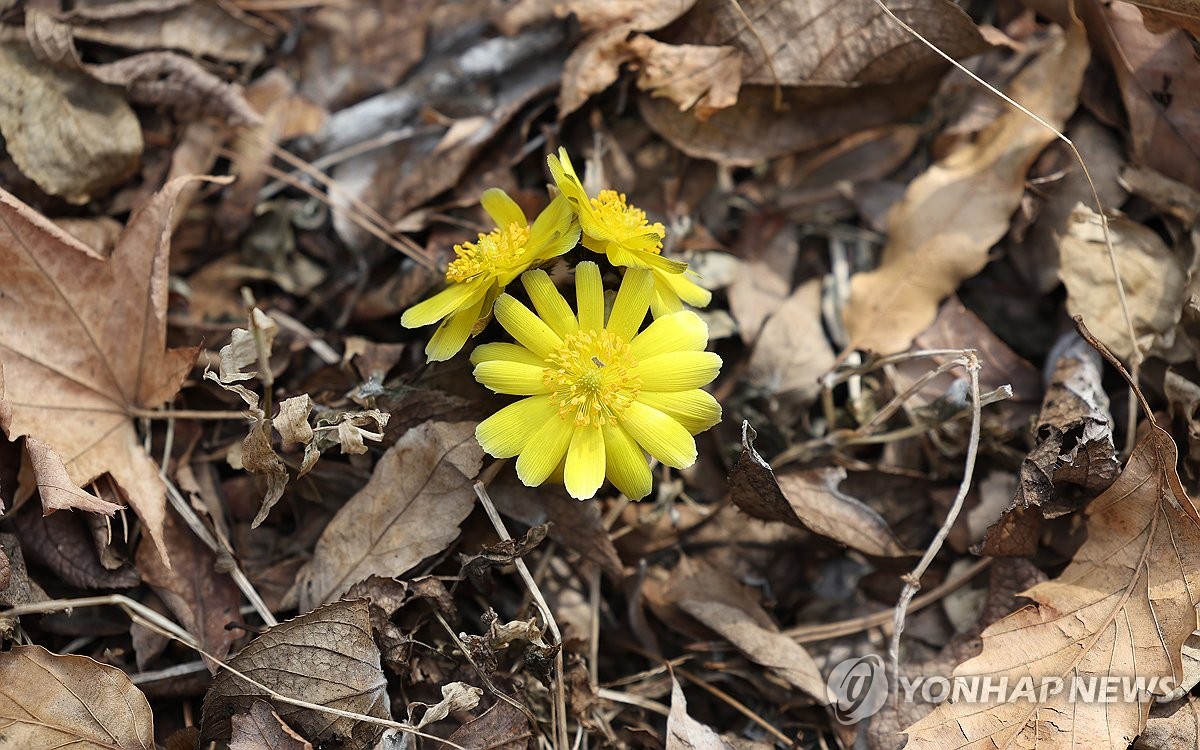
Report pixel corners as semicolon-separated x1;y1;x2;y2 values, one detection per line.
905;424;1200;748
0;177;217;562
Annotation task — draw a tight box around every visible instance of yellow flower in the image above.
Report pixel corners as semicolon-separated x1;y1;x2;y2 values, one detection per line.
547;148;712;317
470;261;722;500
401;189;580;361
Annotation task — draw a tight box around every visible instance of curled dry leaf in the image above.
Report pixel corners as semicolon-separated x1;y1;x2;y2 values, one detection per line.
11;508;139;589
729;423;907;557
668;557;828;702
88;51;261;127
745;279;836;423
0;41;142;203
626;35;741;118
1136;695;1200;749
983;337;1118;557
459;523;550;591
230;700;312;750
23;436;121;515
410;682;484;728
298;421;483;610
445;699;533;750
1060;205;1190;362
201;600;390;748
0;177;220;564
667;674;734;750
905;424;1200;748
0;644;154;749
844;24;1088;354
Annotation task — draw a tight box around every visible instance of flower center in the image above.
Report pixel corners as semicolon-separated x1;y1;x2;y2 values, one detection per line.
544;329;641;427
445;222;531;283
590;190;665;252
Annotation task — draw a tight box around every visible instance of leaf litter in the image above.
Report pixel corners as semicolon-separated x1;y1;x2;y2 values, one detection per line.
3;1;1200;749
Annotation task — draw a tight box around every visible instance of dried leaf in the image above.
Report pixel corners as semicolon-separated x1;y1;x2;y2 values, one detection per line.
410;682;484;728
669;557;827;702
230;700;313;750
728;424;907;556
0;176;219;564
299;421;483;610
11;495;141;590
24;437;121;514
275;395;314;447
746;279;836;422
626;35;741;118
215;309;279;384
87;51;261;127
445;699;532;750
459;524;550;590
0;41;141;203
201;600;390;748
844;25;1088;353
1060;205;1190;362
666;675;736;750
243;421;290;529
0;644;154;749
135;508;242;668
0;532;48;608
1137;695;1200;749
905;424;1200;748
68;0;271;65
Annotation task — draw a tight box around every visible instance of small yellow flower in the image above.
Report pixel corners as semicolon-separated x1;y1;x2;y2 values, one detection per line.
402;189;580;361
471;261;722;500
547;148;712;317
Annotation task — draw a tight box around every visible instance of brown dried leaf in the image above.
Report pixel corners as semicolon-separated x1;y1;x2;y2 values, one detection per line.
666;675;736;750
201;600;390;748
729;424;907;556
746;279;836;422
669;557;827;701
0;532;48;608
667;0;985;87
24;436;121;514
0;177;218;563
0;644;154;749
275;395;314;447
1060;206;1189;362
1137;695;1200;749
230;700;313;750
68;0;271;65
87;51;261;127
135;508;241;668
627;35;741;118
445;699;532;750
843;25;1088;353
459;524;550;591
411;682;484;728
299;421;483;610
905;424;1200;748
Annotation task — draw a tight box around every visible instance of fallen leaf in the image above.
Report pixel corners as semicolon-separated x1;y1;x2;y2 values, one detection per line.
298;421;483;610
0;644;154;749
0;176;220;564
0;532;48;608
135;508;242;668
843;24;1088;353
746;279;836;423
445;699;532;750
666;674;737;750
668;557;828;702
905;423;1200;748
11;503;140;590
88;51;261;127
23;437;121;514
626;35;741;118
230;700;312;750
201;600;390;748
459;524;550;591
728;424;907;556
410;682;484;728
1060;205;1190;362
67;0;271;65
1137;695;1200;749
983;336;1118;557
0;41;142;203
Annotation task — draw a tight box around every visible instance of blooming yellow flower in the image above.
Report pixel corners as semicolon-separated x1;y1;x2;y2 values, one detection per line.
401;189;580;361
470;261;722;500
547;148;712;317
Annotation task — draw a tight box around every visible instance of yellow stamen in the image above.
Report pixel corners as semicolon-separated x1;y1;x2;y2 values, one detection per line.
590;190;665;251
445;222;531;283
544;329;641;427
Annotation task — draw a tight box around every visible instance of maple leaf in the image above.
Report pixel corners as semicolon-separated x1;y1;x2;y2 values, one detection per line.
0;177;216;562
904;422;1200;748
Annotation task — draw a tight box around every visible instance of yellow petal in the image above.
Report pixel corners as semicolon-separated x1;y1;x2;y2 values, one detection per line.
470;342;544;367
516;415;574;486
650;281;684;318
623;246;688;274
638;390;721;435
477;396;556;458
529;193;575;249
575;261;604;332
480;188;526;229
621;401;697;469
401;282;481;328
547;149;591;216
662;268;713;308
494;294;563;358
630;311;708;359
606;269;653;341
639;351;722;392
564;425;605;499
603;424;652;500
474;360;550;395
425;293;487;361
522;270;578;338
